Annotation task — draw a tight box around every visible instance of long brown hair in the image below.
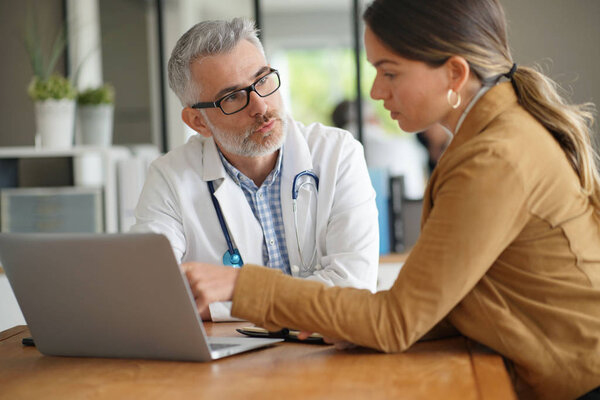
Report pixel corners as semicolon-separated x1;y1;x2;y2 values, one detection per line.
364;0;600;211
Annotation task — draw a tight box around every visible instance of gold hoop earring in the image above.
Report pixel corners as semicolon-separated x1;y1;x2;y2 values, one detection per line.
447;89;461;109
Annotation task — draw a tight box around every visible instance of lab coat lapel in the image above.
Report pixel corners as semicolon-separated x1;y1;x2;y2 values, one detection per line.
212;179;263;266
280;118;315;271
202;138;264;266
202;137;225;182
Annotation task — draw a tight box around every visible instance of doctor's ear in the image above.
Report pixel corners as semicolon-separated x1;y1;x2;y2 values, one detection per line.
182;107;212;138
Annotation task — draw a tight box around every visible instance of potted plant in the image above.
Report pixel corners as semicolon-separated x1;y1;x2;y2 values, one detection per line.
76;84;115;146
25;12;76;149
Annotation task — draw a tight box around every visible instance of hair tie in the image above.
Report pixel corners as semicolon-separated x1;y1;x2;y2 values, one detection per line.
504;63;518;80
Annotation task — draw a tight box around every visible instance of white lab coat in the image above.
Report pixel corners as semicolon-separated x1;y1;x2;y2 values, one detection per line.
132;116;379;320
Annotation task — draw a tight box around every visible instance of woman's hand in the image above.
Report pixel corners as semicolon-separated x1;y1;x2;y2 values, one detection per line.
181;262;240;315
297;331;356;350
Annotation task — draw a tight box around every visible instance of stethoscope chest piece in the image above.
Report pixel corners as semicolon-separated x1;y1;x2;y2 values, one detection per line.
223;248;243;268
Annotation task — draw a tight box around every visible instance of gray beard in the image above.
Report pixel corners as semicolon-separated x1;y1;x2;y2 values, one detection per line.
205;113;287;157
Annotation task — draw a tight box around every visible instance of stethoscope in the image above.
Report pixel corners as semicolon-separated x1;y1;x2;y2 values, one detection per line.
208;180;244;267
291;170;319;270
207;170;319;270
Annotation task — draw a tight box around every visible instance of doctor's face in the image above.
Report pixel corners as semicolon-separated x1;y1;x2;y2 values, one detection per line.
190;40;286;157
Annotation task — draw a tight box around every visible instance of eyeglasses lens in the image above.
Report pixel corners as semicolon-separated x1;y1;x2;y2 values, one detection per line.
220;72;280;114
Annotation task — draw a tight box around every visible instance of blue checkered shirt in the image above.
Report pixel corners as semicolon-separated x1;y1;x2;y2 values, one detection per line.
217;148;291;274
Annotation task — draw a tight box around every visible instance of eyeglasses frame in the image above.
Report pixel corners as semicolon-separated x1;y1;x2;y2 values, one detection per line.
190;68;280;115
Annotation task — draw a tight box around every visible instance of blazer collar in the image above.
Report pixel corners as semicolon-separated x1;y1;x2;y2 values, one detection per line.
445;82;518;154
421;83;519;226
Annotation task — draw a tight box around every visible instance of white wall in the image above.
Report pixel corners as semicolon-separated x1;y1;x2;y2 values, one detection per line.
502;0;600;132
0;0;65;147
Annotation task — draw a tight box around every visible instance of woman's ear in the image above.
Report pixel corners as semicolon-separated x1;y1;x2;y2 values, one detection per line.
445;56;471;93
182;107;212;138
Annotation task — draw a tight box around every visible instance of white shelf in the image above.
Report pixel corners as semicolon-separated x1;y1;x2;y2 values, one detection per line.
0;145;128;159
0;145;136;233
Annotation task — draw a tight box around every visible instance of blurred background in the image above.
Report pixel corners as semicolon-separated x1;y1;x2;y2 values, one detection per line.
0;0;599;249
0;0;598;246
1;0;598;149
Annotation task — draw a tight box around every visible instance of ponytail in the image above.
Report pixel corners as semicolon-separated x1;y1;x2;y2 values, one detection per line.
510;66;600;211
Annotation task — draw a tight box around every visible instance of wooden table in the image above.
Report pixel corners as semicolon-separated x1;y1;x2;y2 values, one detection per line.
0;323;515;400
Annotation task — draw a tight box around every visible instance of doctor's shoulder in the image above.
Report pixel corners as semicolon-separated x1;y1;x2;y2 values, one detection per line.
149;135;207;174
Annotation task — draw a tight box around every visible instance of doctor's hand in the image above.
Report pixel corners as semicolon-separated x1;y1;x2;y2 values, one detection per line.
181;262;240;316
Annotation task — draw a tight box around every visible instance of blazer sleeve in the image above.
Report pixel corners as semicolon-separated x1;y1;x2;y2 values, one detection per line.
231;148;529;351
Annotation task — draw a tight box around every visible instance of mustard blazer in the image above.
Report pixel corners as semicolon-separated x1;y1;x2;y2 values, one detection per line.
231;83;600;400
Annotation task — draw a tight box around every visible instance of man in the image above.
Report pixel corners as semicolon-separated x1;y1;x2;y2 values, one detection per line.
132;18;379;321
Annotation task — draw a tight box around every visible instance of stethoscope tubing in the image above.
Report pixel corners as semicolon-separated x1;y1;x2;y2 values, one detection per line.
208;169;319;270
292;170;319;199
207;180;236;255
291;171;319;270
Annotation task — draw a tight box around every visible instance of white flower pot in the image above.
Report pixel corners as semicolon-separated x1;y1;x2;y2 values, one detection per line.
35;99;76;149
77;104;114;147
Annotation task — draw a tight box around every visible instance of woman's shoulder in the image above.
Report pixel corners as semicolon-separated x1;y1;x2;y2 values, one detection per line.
436;106;582;206
450;106;563;172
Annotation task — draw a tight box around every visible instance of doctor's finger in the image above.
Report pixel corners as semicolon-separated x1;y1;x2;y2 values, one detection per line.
183;263;205;281
181;261;203;275
184;265;216;292
194;295;210;315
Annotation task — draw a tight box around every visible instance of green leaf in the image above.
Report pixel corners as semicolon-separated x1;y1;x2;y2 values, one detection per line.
45;25;67;79
77;84;115;105
28;75;77;101
24;6;45;78
24;0;67;81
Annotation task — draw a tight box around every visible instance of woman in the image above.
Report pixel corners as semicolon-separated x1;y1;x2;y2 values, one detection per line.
183;0;600;398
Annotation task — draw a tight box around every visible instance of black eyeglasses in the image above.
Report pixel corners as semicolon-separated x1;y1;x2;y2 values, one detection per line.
191;69;281;115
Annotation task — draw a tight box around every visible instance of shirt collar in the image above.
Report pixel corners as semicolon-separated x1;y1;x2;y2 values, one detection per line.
217;146;284;190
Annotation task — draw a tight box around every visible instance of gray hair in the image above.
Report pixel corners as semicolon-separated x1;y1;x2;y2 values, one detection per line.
167;17;265;107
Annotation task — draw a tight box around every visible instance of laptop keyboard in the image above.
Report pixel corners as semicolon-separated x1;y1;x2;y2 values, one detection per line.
210;342;237;351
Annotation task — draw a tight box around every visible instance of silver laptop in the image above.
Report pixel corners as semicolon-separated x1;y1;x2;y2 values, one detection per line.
0;232;282;361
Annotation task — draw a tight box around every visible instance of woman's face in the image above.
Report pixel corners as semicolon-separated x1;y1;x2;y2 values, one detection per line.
364;26;451;133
